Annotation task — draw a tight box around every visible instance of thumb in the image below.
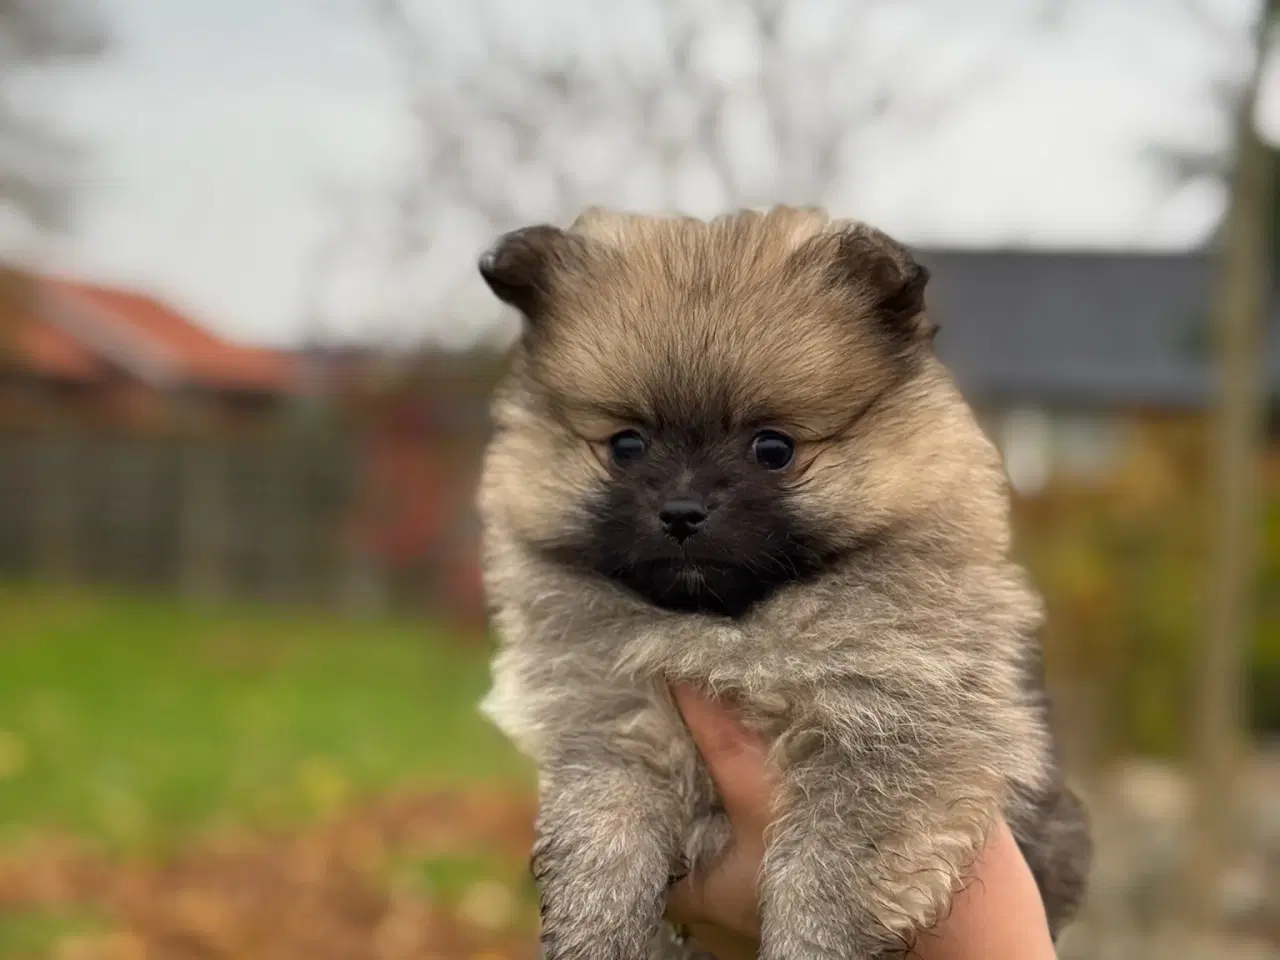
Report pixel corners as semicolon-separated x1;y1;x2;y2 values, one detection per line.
671;684;774;830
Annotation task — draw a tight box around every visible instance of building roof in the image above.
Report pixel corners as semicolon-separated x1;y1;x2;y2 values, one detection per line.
921;248;1280;409
9;251;1280;410
5;275;296;395
13;312;107;381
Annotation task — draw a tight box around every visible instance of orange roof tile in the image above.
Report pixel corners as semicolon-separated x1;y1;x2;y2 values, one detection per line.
34;278;298;394
11;313;105;381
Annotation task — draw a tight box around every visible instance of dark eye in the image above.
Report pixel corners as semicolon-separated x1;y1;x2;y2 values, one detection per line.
608;429;647;466
751;430;795;470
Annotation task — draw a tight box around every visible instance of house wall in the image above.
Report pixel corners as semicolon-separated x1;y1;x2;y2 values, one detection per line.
0;373;97;430
978;404;1137;495
0;368;292;437
976;403;1229;497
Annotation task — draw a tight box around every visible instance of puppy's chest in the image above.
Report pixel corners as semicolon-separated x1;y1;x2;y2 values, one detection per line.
615;613;807;695
622;674;792;766
613;678;788;805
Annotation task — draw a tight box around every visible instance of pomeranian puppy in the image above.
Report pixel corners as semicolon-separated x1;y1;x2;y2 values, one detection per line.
474;206;1090;960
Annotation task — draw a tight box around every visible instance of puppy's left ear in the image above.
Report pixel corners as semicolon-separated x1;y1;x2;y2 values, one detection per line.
829;223;935;344
478;224;591;324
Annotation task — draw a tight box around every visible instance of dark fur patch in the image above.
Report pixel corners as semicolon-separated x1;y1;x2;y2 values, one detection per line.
541;413;840;618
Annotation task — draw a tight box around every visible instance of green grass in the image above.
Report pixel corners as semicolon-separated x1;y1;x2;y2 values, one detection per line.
0;908;108;957
0;584;529;850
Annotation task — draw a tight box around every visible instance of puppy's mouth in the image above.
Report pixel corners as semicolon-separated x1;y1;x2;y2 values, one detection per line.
673;560;738;578
628;556;751;595
635;552;742;577
614;553;769;618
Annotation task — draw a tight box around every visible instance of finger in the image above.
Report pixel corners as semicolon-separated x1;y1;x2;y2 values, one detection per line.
666;842;760;936
671;684;774;827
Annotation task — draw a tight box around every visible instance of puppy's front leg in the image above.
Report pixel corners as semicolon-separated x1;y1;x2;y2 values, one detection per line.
534;742;687;960
759;724;1002;959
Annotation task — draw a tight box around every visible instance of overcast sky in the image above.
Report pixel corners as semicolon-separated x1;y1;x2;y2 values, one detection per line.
8;0;1273;346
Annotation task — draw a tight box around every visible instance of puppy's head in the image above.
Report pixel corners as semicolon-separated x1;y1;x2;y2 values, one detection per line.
478;206;1006;618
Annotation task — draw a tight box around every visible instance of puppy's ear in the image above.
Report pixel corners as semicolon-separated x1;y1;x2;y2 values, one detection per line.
828;223;935;343
478;224;590;322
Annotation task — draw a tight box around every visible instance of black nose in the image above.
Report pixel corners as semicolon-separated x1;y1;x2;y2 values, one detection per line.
659;498;708;542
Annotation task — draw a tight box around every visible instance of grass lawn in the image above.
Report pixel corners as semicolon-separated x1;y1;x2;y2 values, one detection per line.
0;583;530;852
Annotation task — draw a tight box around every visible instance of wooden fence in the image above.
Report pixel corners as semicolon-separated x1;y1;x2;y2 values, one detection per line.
0;424;470;615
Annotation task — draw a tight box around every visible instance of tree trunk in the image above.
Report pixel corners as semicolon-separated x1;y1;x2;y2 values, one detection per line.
1185;2;1275;929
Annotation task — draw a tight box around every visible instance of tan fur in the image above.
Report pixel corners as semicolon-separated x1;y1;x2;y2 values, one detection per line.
475;206;1090;960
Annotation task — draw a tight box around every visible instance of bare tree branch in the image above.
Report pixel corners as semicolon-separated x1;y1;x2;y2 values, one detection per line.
0;0;106;232
0;0;105;67
320;0;1058;341
1142;0;1268;187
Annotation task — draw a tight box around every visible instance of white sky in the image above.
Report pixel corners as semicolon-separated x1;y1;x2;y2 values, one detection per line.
7;0;1275;346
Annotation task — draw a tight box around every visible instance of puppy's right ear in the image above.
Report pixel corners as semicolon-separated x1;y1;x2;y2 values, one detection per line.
478;225;589;323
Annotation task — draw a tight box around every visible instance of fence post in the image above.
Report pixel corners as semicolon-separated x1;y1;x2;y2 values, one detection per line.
262;402;310;605
177;391;227;604
32;383;78;583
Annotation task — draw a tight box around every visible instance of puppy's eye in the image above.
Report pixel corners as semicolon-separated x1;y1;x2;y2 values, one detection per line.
608;429;648;465
750;430;795;470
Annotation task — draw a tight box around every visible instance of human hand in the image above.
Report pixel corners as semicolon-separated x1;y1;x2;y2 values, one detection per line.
665;684;1057;960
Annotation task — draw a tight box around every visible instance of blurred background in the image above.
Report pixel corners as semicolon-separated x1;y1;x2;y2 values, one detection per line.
0;0;1277;957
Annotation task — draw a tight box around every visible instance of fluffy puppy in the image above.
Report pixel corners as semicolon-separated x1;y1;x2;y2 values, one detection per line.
474;206;1090;960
